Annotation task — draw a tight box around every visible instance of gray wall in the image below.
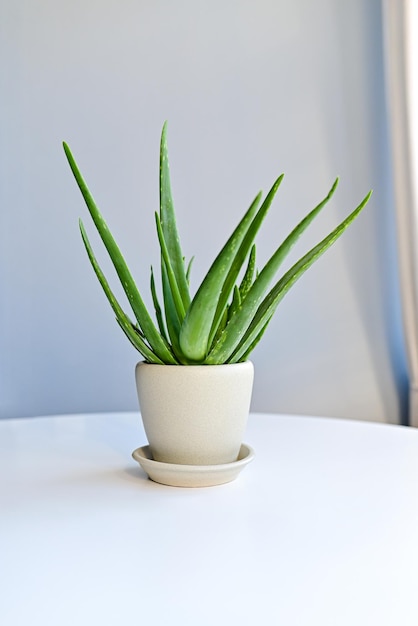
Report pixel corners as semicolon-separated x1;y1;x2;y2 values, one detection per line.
0;0;408;422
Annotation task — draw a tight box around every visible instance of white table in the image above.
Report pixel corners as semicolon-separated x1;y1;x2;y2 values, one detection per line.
1;412;418;626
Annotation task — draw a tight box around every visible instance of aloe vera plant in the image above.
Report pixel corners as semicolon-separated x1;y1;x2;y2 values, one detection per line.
63;123;371;365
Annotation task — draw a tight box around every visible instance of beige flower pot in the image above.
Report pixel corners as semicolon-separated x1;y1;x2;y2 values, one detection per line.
135;361;254;466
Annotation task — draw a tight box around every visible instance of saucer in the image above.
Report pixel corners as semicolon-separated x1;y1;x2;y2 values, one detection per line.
132;444;255;488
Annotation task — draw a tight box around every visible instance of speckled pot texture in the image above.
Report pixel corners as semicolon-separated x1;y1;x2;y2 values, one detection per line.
135;361;254;466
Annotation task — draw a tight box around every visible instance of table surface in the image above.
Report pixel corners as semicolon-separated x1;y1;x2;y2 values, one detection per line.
1;411;418;626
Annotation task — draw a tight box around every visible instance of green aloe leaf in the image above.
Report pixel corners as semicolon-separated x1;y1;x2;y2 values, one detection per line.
79;220;166;364
239;244;256;300
63;141;176;364
160;122;191;310
229;190;372;363
179;180;282;362
150;266;168;343
228;285;242;320
155;212;186;321
207;179;284;348
205;178;340;364
236;319;270;362
186;256;194;285
161;263;190;363
210;306;229;349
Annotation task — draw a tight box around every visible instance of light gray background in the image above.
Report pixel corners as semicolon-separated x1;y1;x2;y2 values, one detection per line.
0;0;407;422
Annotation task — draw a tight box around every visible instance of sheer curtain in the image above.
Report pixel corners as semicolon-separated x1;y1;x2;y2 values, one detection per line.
384;0;418;426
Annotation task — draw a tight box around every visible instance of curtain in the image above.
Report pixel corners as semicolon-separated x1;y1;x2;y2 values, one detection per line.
383;0;418;426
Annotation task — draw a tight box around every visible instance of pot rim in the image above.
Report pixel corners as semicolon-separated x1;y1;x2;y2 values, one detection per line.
136;360;253;371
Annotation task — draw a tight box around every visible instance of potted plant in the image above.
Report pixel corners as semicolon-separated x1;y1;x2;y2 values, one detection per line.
63;123;371;487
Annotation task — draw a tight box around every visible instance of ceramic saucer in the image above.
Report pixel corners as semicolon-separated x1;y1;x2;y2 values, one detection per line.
132;443;254;488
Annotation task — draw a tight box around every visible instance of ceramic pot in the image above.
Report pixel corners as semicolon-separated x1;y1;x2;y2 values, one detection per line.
135;361;254;466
